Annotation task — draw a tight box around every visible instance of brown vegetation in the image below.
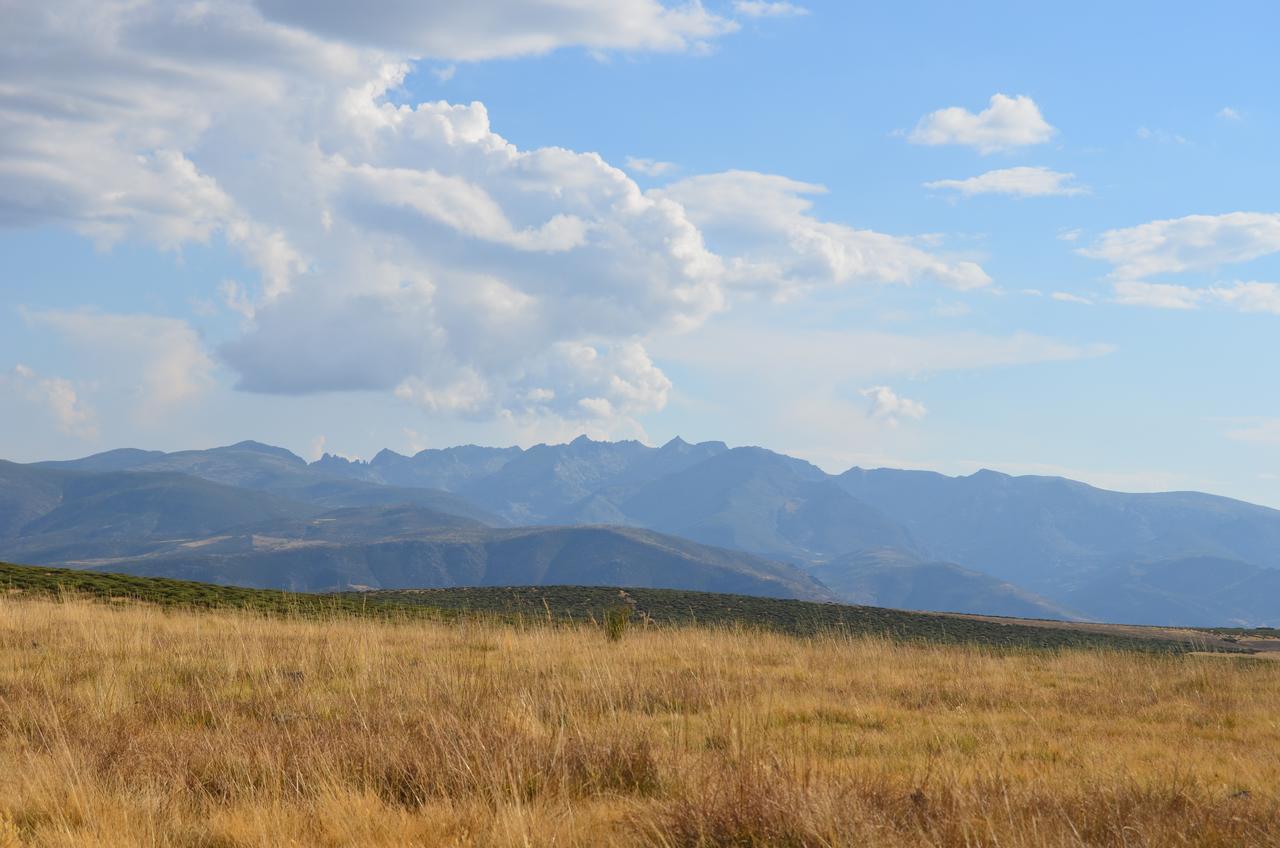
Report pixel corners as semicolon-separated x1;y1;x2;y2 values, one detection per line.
1;595;1278;846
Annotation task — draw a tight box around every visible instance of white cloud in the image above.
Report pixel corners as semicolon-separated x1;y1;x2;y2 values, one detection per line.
654;322;1111;477
1225;420;1280;445
733;1;809;17
1051;291;1093;305
432;65;457;82
1111;279;1280;314
656;324;1113;380
253;0;738;59
2;364;98;439
1111;281;1204;310
26;310;215;415
219;280;256;319
924;166;1087;198
1136;126;1188;144
908;94;1056;154
861;385;926;426
1218;107;1241;121
932;300;972;317
1056;227;1083;242
656;171;990;295
1209;280;1280;314
1081;212;1280;280
625;156;678;177
0;1;989;441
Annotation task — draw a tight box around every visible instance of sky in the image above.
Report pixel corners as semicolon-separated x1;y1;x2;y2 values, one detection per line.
1;0;1278;506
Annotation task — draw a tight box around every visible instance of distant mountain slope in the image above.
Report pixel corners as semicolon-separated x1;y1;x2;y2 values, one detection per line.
0;460;66;536
835;467;1280;596
76;523;835;599
0;463;321;563
1062;556;1280;626
311;444;522;490
37;442;500;524
1;461;318;539
595;447;916;563
808;548;1077;620
457;435;729;522
15;437;1280;626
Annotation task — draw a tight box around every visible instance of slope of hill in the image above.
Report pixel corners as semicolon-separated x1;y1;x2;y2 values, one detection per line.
0;561;1248;653
36;442;500;524
0;461;321;561
807;547;1077;620
311;444;523;490
1062;556;1280;626
457;435;730;522
594;447;917;563
69;523;834;599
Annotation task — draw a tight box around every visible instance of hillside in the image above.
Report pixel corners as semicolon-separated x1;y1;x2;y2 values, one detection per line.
0;561;1255;654
34;443;499;524
807;547;1077;620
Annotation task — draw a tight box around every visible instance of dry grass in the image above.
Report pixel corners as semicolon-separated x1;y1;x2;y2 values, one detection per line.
1;596;1278;847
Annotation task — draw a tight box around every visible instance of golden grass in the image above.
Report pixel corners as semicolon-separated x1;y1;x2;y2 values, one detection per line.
1;596;1278;847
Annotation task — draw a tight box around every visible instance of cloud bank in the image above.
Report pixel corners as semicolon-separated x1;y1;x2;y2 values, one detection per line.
1;0;992;438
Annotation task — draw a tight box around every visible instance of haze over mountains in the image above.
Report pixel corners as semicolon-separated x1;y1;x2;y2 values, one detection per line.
3;436;1279;626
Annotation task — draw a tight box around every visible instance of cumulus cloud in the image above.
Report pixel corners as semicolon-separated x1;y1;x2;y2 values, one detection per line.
2;364;98;439
1111;280;1280;313
1;1;991;439
733;1;809;17
908;94;1056;154
657;171;990;295
1218;107;1241;121
26;310;216;415
861;386;926;426
1080;212;1280;280
924;166;1087;198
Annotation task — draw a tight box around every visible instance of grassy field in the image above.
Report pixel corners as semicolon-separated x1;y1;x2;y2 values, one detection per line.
2;592;1279;846
0;561;1246;653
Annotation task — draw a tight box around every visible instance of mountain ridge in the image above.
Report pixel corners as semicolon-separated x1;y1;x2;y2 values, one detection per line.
11;438;1280;625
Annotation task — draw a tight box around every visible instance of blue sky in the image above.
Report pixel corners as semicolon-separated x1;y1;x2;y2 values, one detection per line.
2;0;1278;506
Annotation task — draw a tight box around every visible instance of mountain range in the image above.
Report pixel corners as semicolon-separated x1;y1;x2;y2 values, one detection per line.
2;436;1278;626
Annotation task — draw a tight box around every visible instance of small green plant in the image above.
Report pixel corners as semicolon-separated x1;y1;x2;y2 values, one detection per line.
604;605;632;642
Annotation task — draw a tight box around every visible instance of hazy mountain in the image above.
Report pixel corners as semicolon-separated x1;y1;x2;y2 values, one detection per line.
0;461;320;562
74;520;834;599
835;467;1280;596
0;460;67;536
808;548;1077;620
311;444;522;490
1061;556;1280;626
458;435;729;522
12;437;1280;624
580;447;917;564
38;442;500;525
